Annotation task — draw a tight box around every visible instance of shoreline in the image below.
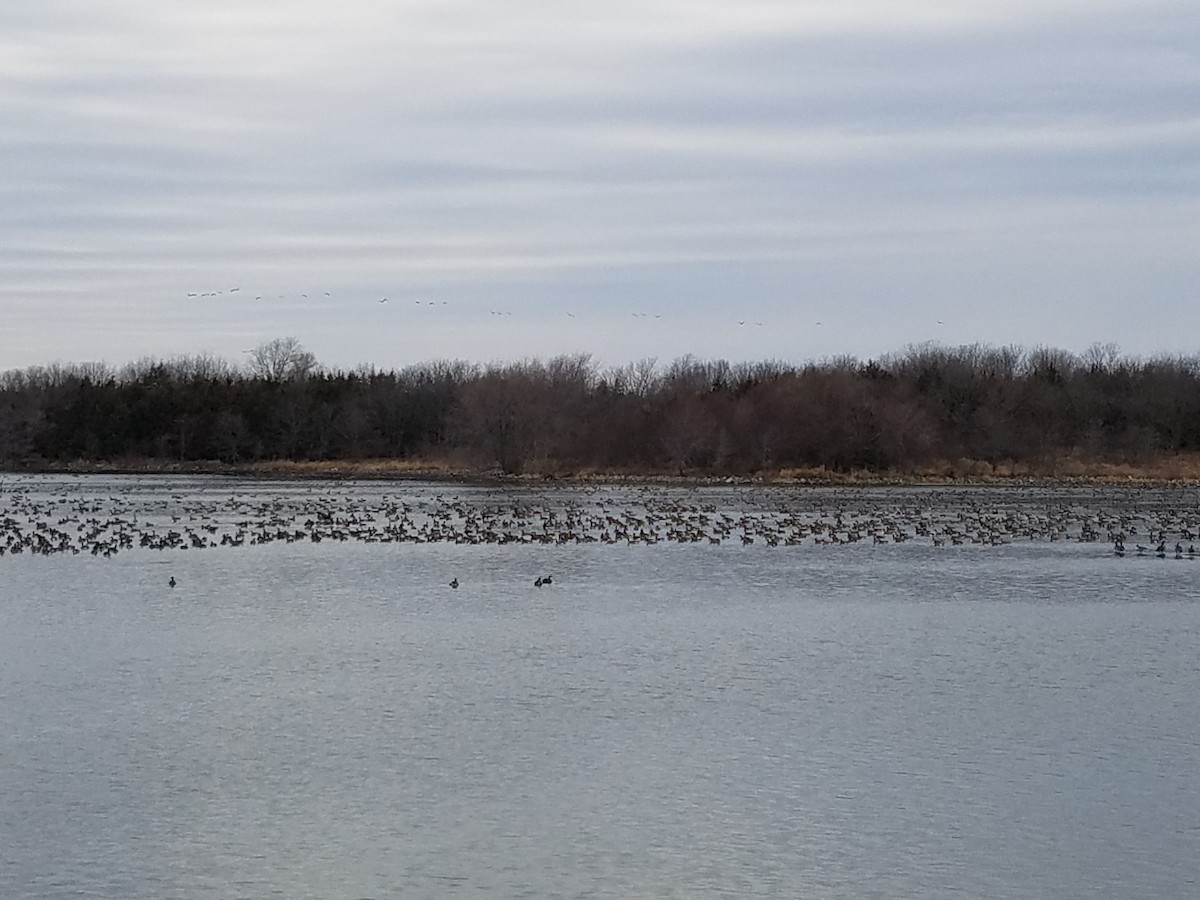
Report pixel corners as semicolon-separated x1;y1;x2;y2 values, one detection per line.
4;456;1200;487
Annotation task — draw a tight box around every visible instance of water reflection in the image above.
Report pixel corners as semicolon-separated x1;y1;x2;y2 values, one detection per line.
1;476;1199;898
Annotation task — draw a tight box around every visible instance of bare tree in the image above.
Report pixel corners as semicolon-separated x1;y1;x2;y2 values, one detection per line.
246;337;318;381
659;395;719;473
212;410;247;462
0;392;39;460
76;361;115;385
452;364;555;474
1081;342;1122;374
173;353;235;380
607;357;659;396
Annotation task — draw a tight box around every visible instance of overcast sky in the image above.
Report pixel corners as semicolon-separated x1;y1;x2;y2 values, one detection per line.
2;1;1197;372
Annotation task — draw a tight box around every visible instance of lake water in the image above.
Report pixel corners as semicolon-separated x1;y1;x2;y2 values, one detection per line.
2;475;1199;899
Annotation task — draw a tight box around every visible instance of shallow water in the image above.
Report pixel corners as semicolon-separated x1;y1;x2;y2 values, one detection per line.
2;476;1199;899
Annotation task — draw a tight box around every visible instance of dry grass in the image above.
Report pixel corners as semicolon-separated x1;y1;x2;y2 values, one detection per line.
14;453;1200;485
239;458;465;479
1045;455;1200;482
767;455;1200;485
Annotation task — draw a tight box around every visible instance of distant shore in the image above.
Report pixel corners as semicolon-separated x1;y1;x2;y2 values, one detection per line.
5;455;1200;486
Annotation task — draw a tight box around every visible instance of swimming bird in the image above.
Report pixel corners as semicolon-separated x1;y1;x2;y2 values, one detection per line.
449;577;458;589
168;576;176;588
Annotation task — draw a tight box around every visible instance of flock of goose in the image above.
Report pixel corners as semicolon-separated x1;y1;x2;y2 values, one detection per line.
179;286;800;331
1;478;1197;562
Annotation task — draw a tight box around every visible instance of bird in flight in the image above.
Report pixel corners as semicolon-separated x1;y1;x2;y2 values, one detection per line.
379;297;389;304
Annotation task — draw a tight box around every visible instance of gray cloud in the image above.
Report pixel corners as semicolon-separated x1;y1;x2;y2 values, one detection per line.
1;1;1197;370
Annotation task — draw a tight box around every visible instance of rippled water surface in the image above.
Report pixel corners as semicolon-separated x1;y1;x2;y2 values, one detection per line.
2;475;1199;899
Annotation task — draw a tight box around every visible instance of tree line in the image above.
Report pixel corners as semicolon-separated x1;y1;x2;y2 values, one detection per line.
1;338;1198;475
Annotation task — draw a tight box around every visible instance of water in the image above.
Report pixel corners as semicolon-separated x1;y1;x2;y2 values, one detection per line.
2;476;1199;899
